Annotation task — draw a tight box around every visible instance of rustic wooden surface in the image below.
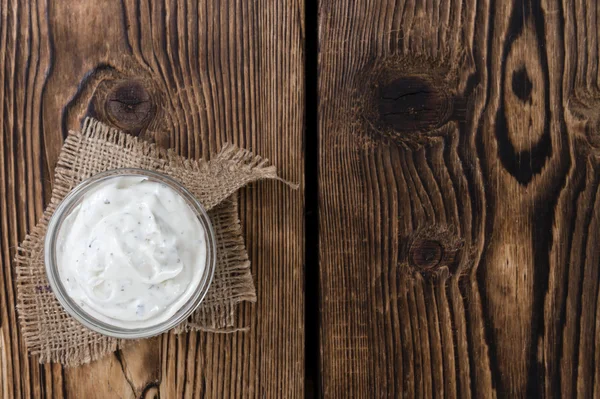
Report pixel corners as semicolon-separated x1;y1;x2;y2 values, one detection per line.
318;0;600;397
0;0;304;398
3;0;600;397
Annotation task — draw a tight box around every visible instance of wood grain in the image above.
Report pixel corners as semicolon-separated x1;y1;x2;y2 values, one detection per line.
318;0;600;397
0;0;304;398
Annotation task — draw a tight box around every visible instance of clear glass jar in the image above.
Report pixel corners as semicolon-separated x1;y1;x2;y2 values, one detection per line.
44;169;216;339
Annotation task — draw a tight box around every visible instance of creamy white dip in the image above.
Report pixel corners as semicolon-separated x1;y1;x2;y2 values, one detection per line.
56;176;207;328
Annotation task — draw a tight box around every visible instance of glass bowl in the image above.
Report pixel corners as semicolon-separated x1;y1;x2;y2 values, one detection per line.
44;169;216;339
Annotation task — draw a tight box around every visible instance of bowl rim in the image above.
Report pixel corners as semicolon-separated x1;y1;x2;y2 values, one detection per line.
44;168;217;339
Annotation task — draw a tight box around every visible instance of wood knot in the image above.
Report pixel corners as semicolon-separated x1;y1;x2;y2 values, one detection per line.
402;225;464;277
105;80;155;135
351;56;469;148
377;77;453;133
409;239;443;270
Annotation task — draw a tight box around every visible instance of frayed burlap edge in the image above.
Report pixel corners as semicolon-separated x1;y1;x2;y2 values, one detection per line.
15;118;285;366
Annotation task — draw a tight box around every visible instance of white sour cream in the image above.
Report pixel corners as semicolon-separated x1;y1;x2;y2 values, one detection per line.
56;176;207;328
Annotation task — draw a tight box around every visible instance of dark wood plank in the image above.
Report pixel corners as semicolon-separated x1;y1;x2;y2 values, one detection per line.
0;0;304;397
318;0;600;397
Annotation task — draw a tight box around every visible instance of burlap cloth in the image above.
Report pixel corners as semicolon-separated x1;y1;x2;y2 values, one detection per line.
15;117;286;366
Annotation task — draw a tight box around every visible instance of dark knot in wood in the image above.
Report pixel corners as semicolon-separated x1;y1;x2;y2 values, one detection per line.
105;80;154;135
409;239;443;270
377;77;452;132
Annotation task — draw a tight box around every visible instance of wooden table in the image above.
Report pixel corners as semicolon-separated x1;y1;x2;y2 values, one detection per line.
0;1;304;398
1;0;599;398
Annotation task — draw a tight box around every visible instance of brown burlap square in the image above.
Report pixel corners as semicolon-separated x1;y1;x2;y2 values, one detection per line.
15;117;284;366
